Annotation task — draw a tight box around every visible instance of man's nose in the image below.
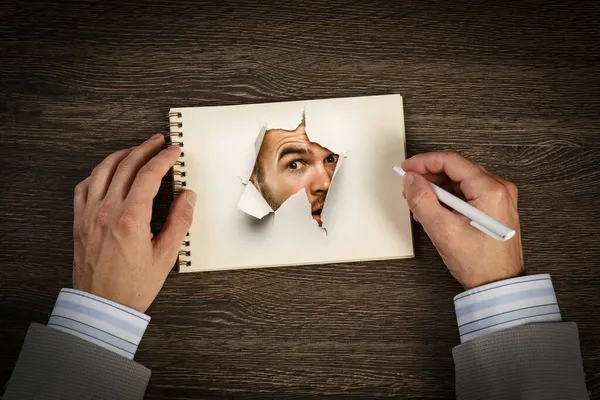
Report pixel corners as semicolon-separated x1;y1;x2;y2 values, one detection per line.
309;166;331;195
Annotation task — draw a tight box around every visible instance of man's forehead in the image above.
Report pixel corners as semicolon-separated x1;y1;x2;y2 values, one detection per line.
262;125;310;150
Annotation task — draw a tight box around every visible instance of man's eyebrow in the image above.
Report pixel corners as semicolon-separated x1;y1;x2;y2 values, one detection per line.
278;146;313;161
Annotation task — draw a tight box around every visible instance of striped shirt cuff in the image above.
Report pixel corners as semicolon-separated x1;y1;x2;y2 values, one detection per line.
454;274;561;343
48;289;150;359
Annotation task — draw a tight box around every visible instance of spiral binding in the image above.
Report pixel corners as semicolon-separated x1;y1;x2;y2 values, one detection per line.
167;111;191;269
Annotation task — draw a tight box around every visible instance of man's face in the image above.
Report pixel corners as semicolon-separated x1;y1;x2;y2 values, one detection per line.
250;122;339;225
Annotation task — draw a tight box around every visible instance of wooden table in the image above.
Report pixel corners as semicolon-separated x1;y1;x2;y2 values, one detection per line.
1;1;599;398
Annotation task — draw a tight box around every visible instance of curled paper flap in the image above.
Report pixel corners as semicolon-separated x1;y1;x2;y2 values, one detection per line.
236;181;274;219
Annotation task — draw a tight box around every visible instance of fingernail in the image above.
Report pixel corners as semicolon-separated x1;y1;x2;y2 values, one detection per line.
153;133;164;140
186;190;197;207
168;144;182;154
403;173;415;186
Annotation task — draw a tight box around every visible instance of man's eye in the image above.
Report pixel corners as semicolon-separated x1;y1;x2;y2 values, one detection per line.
288;160;304;170
325;154;339;164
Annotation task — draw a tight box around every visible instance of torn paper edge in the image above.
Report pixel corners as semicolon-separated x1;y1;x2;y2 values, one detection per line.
236;110;346;229
319;151;346;231
236;180;274;219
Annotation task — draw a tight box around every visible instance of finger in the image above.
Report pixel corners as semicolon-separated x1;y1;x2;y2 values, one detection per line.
106;134;166;200
87;148;134;204
153;190;196;267
488;172;519;204
74;177;91;223
127;145;181;205
422;172;449;186
476;164;519;204
419;172;467;201
402;152;498;201
402;172;464;243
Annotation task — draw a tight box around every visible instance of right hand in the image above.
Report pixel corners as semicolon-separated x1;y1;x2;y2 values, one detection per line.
401;152;523;290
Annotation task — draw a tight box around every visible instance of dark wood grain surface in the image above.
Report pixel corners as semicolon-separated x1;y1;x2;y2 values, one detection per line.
1;0;599;398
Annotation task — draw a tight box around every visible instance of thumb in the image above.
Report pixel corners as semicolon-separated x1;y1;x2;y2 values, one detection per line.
403;172;457;242
153;190;196;266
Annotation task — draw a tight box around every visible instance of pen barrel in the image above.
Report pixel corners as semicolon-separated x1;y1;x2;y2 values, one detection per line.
431;184;515;240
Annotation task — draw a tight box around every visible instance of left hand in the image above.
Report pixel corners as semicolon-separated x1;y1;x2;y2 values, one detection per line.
72;134;196;312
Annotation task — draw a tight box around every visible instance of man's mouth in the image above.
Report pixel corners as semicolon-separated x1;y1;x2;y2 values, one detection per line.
312;208;323;225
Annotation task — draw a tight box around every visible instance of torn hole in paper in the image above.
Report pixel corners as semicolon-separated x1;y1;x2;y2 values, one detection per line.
236;111;346;229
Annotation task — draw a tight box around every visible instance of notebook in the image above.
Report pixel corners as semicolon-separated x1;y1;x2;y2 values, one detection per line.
168;94;414;272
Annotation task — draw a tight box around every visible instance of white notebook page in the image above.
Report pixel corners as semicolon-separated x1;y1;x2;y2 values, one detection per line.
170;94;413;272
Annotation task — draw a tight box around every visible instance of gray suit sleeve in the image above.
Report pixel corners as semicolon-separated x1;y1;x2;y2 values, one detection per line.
3;323;151;400
453;322;588;400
